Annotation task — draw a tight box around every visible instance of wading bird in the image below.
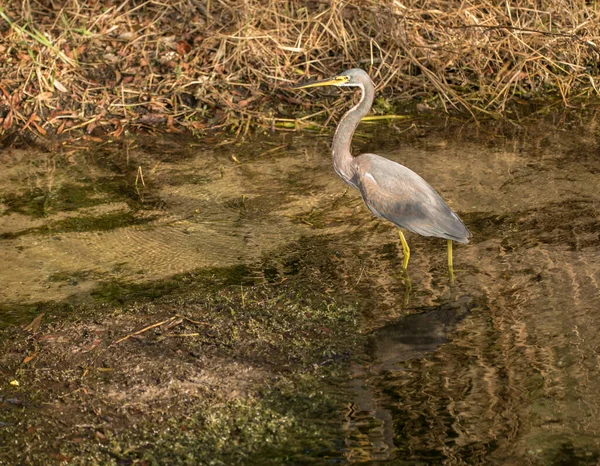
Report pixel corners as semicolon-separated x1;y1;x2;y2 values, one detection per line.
295;68;471;278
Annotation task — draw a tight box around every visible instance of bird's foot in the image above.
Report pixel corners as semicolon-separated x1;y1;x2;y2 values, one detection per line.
448;267;455;284
400;268;412;306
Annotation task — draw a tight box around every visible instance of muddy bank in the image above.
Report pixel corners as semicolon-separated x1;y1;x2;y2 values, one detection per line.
0;254;361;465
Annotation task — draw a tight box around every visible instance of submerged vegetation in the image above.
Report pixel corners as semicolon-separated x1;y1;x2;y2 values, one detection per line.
0;0;599;140
0;257;361;464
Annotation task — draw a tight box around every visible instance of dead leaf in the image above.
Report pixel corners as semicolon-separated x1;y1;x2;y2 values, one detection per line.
0;85;10;99
82;135;104;143
86;120;97;134
139;113;166;126
2;111;13;130
119;31;136;41
176;40;192;56
416;102;434;113
37;92;54;101
166;115;183;133
23;312;45;334
22;352;38;364
32;121;47;136
238;98;252;107
53;79;68;93
21;112;38;133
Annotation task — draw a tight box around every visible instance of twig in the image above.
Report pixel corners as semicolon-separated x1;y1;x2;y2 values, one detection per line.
113;317;176;344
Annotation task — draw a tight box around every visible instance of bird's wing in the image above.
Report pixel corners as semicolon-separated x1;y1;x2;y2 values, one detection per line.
354;154;470;242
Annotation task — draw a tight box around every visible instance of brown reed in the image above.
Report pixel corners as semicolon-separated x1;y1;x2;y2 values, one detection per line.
0;0;598;139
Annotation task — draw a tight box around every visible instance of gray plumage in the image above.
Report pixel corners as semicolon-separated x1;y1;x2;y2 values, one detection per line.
352;153;470;243
295;69;471;277
311;68;471;244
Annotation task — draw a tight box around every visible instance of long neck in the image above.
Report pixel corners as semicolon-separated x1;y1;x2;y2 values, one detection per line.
332;82;374;185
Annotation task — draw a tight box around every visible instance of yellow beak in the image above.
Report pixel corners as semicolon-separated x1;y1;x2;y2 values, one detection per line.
293;76;348;89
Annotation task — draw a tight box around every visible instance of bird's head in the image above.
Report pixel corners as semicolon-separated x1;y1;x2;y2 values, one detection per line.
294;68;372;89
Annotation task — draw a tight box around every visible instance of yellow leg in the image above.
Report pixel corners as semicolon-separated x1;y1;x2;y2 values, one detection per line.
402;269;412;306
448;239;455;282
398;230;410;272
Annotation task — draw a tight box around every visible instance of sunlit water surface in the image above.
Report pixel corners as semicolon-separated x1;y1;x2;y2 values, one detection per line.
1;117;599;464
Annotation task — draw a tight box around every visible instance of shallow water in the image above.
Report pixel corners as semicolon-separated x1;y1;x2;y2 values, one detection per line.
1;116;599;464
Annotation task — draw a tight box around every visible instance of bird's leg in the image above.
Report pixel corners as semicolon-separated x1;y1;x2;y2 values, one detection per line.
402;269;412;307
447;239;455;283
398;230;410;272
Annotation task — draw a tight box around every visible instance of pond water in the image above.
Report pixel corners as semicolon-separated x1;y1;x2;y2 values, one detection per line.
1;115;599;464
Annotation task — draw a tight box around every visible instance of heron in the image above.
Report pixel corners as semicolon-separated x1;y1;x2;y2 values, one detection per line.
294;68;471;278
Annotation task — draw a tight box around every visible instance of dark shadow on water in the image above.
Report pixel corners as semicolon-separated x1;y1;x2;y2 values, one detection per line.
370;295;475;373
344;295;478;462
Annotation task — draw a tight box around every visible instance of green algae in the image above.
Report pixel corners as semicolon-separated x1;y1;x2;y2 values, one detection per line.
0;211;159;239
0;239;361;465
1;177;144;219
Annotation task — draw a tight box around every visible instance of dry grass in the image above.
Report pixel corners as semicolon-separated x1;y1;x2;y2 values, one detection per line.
0;0;599;139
